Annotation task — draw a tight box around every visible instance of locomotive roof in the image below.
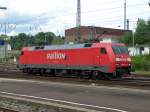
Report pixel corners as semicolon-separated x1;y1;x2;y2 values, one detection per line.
23;43;126;51
27;43;92;50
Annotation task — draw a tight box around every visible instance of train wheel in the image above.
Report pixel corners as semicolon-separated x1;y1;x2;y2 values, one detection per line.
117;73;123;79
51;69;56;77
103;74;112;80
79;71;83;79
92;71;102;80
112;71;121;79
63;70;70;78
113;71;122;79
112;71;117;78
23;68;28;73
97;72;104;80
75;70;82;79
27;68;34;75
88;71;92;79
72;70;80;78
39;69;45;76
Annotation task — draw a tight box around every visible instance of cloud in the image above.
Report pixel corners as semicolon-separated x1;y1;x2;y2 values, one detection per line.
0;0;149;36
0;0;77;35
7;30;18;36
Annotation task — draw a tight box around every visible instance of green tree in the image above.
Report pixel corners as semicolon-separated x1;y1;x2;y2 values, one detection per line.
9;32;64;50
9;33;34;50
51;36;65;45
34;32;45;45
120;19;150;45
45;32;56;44
135;19;150;44
0;34;10;43
34;32;56;45
120;32;132;45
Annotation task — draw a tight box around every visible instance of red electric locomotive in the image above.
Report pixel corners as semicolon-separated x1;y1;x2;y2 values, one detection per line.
18;43;132;79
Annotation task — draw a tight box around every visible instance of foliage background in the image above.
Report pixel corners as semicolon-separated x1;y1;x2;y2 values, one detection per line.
132;55;150;71
121;19;150;46
0;32;65;50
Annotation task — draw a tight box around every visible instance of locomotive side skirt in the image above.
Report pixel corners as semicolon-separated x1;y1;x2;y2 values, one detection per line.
18;64;109;73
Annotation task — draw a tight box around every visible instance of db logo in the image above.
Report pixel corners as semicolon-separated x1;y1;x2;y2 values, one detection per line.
47;52;67;60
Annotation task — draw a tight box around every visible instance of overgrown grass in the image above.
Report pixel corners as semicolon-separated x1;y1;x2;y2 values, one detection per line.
133;71;150;77
132;55;150;71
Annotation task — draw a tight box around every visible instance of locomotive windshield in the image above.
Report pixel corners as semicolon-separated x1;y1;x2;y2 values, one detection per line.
112;46;129;54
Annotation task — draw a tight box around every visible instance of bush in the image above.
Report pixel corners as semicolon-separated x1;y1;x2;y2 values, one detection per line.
132;55;150;71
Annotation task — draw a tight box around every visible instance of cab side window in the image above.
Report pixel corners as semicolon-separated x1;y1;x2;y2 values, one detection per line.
21;51;24;55
100;48;107;54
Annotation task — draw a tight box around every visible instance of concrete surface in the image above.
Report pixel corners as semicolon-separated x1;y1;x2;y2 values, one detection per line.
0;78;149;112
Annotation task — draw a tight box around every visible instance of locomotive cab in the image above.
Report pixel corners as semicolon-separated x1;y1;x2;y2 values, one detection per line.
89;43;131;78
112;45;131;76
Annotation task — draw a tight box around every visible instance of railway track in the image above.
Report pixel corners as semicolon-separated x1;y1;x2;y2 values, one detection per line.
0;64;150;89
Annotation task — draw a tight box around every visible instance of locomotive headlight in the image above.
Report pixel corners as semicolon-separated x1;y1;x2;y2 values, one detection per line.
127;58;131;62
116;63;120;67
116;58;121;62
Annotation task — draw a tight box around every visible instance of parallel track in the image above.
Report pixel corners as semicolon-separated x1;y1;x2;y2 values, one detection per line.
0;64;150;90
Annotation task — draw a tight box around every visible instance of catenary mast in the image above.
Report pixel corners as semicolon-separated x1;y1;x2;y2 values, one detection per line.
76;0;81;43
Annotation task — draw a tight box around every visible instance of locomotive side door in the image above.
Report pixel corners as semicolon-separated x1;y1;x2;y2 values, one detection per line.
99;47;110;73
94;48;100;66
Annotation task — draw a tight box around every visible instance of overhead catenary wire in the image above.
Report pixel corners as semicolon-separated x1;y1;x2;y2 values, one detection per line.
85;11;150;22
8;2;148;25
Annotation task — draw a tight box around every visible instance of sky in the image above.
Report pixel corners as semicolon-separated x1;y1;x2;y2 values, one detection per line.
0;0;150;36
